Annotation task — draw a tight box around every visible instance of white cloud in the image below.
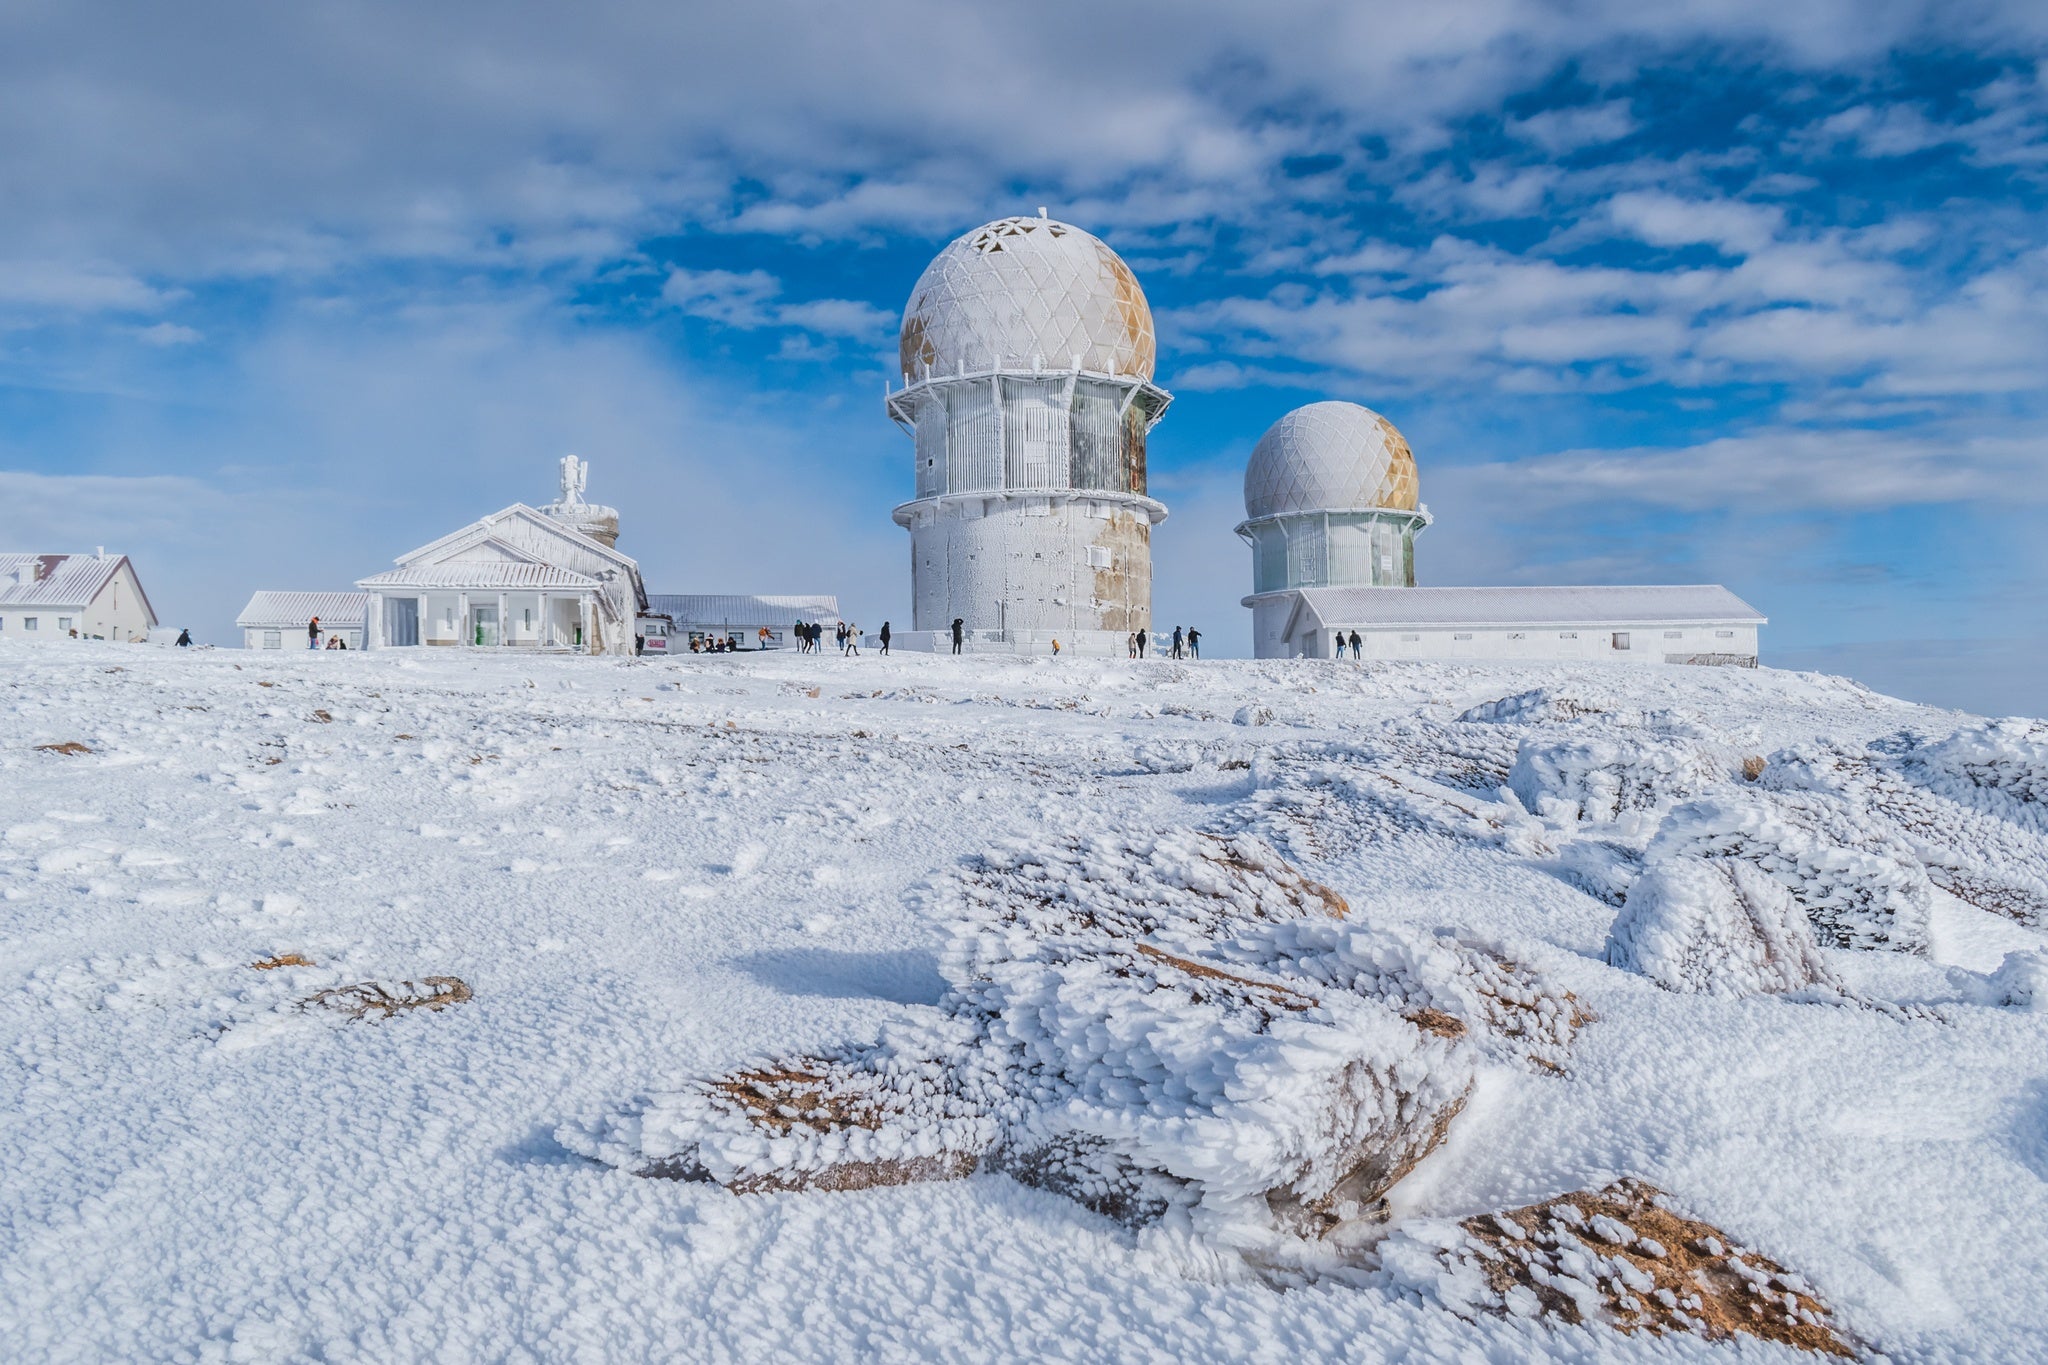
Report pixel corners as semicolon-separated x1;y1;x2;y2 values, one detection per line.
1507;99;1638;154
0;261;175;312
135;321;202;346
660;267;891;341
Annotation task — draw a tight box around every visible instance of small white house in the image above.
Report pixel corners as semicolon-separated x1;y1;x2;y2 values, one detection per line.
235;592;371;650
357;503;647;655
1256;585;1765;665
644;594;841;652
0;551;157;642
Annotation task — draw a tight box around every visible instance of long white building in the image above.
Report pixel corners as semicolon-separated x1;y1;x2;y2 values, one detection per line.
886;213;1170;655
1238;401;1765;664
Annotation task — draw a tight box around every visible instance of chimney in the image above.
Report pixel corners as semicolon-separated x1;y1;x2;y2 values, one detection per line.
97;546;105;559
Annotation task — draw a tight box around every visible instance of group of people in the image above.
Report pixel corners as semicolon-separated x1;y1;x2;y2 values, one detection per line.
1332;630;1365;659
1124;626;1201;659
690;635;742;653
304;616;347;649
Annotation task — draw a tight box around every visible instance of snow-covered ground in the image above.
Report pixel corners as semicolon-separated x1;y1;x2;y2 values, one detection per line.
2;639;2043;1362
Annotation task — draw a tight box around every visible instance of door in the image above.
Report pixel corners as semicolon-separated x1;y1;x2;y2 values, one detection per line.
386;597;419;647
470;604;500;646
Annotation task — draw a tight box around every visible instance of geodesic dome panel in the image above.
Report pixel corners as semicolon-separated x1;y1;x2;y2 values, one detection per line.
900;216;1156;380
1243;401;1420;519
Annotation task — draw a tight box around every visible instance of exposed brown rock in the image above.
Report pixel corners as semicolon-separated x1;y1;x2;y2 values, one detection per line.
299;976;471;1021
1449;1179;1853;1355
33;742;92;755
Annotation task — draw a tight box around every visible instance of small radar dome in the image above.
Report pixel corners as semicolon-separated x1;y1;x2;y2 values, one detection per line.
1243;401;1419;520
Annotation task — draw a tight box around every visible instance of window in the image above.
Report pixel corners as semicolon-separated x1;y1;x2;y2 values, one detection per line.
1086;546;1111;569
1508;632;1525;640
1559;632;1577;639
263;630;281;649
23;617;36;631
1400;633;1420;642
1453;632;1473;641
1663;630;1682;639
59;617;73;632
1612;632;1630;650
1715;629;1735;639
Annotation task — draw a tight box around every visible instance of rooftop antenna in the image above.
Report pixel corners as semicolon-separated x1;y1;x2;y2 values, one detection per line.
1037;206;1048;219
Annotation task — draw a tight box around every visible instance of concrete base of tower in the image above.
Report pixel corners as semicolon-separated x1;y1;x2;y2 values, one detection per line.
888;628;1149;658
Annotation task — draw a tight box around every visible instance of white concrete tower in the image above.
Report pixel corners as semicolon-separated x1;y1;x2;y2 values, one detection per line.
886;213;1170;652
1237;401;1432;657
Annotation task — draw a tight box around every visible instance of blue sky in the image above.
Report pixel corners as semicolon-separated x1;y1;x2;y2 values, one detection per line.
1;2;2043;713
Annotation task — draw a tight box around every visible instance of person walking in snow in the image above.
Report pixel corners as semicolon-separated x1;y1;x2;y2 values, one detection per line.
951;618;964;655
175;628;191;647
1349;629;1362;660
1051;637;1061;657
1135;627;1147;658
1126;631;1136;659
1171;625;1183;660
1334;633;1346;659
845;624;860;656
879;621;891;655
1186;627;1200;660
307;616;320;649
835;622;847;653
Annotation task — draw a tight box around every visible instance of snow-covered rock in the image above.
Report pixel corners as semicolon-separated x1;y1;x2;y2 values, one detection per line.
1644;790;1933;952
1383;1178;1854;1355
1607;857;1838;997
1508;732;1725;826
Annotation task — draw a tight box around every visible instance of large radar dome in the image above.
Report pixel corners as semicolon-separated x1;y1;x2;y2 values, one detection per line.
899;214;1155;380
1243;401;1419;520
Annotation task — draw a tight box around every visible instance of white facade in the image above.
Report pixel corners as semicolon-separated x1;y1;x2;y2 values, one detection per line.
356;495;646;656
1251;586;1765;665
236;592;371;650
888;214;1170;653
0;552;156;642
644;594;840;653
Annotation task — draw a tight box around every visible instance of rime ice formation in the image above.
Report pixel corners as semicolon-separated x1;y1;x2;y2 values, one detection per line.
1606;857;1840;998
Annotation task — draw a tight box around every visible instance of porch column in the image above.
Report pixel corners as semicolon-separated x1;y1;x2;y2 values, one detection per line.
370;594;384;650
416;595;427;646
538;593;550;647
578;596;590;653
458;592;470;646
498;592;509;646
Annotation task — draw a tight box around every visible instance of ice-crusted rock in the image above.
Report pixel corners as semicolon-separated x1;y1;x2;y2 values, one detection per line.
1983;949;2048;1012
1645;791;1932;952
1233;702;1275;727
1607;859;1839;998
1381;1179;1853;1355
1911;718;2048;835
559;1019;998;1193
1458;688;1618;726
1761;738;2048;926
1508;733;1726;826
568;831;1586;1263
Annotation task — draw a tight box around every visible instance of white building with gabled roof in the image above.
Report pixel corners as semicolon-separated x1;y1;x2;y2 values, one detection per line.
355;461;647;655
236;591;371;650
0;551;157;642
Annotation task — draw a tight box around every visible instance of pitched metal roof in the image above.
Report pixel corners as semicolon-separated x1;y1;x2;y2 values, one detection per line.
356;563;602;590
391;504;637;572
644;594;841;628
0;552;155;624
1287;584;1766;628
236;592;372;628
